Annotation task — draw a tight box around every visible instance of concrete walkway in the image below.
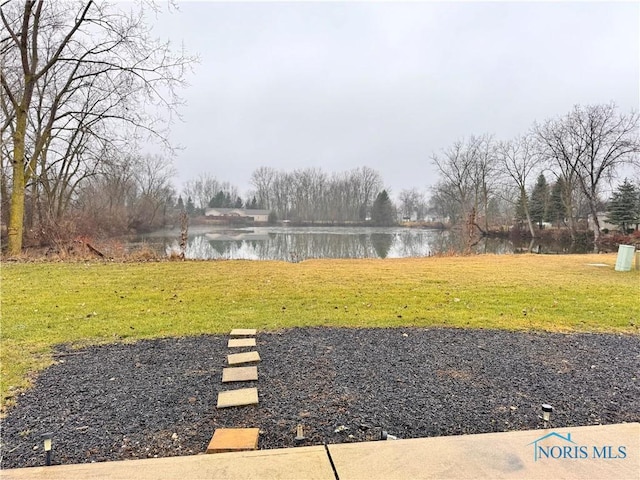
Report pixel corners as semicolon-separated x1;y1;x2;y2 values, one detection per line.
2;423;638;480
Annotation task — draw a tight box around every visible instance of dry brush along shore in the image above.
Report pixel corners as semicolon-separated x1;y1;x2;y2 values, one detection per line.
1;327;639;469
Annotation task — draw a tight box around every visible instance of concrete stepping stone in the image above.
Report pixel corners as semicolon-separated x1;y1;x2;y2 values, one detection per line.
230;328;257;337
206;428;260;453
228;338;256;348
222;366;258;383
228;351;260;365
217;387;259;408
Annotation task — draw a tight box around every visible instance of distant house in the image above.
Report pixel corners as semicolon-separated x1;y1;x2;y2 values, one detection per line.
588;212;617;232
204;208;270;223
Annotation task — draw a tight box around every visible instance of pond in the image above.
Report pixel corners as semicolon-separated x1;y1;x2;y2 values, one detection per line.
131;226;590;260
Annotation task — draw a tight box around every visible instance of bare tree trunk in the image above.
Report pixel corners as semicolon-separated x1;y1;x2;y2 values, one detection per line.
522;188;536;239
7;107;28;255
588;202;601;252
8;171;26;254
0;164;8;227
179;210;188;260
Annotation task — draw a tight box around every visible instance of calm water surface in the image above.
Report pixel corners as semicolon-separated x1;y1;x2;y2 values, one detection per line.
130;226;585;260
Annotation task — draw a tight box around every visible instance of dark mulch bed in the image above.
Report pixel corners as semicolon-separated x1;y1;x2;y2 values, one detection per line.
1;327;639;469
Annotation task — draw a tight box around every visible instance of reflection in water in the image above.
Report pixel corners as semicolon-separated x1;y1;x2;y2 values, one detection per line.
130;226;589;260
370;233;393;258
157;227;504;260
179;229;404;260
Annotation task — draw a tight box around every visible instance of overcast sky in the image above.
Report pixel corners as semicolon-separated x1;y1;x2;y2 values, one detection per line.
150;1;639;200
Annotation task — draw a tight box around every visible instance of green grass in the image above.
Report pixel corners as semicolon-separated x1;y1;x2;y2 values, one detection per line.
1;254;639;410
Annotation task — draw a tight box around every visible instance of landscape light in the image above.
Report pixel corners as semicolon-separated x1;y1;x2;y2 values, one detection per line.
541;404;553;423
380;430;398;441
294;424;306;443
41;432;53;466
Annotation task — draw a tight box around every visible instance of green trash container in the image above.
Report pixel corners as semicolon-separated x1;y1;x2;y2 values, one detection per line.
614;245;635;272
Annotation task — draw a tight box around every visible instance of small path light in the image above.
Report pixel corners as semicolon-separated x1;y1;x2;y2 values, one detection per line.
380;430;398;440
541;404;553;424
294;424;306;444
41;432;53;466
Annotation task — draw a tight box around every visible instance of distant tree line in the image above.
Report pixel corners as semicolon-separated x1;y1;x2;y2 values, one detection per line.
175;167;397;226
427;103;640;248
247;166;390;224
179;167;396;225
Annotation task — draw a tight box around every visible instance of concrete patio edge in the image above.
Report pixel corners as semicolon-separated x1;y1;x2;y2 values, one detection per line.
328;422;640;479
2;423;638;480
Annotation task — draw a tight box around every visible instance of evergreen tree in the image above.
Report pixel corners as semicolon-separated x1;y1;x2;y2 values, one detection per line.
234;197;244;208
186;196;195;215
249;196;259;209
548;178;567;227
209;191;228;208
371;190;396;226
176;196;185;211
606;179;640;232
529;173;550;228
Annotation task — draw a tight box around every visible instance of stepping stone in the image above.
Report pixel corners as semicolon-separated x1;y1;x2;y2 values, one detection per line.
228;338;256;348
222;366;258;383
228;351;260;365
206;428;260;453
217;387;259;408
230;328;257;337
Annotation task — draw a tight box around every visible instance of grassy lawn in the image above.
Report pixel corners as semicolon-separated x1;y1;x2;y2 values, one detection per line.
1;253;639;411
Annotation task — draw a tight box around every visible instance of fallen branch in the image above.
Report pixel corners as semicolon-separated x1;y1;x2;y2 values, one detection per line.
85;242;106;258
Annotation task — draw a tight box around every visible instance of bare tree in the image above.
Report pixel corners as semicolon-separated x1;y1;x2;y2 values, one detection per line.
398;188;426;221
431;134;503;236
128;154;176;231
495;134;541;238
431;139;476;226
250;166;277;210
427;181;459;224
273;171;294;221
75;153;175;235
468;134;496;233
327;171;352;222
351;166;383;220
290;168;327;222
182;173;239;212
535;103;640;246
74;152;132;234
1;0;196;254
248;166;383;223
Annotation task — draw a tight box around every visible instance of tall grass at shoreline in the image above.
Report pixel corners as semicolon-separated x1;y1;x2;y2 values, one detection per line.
1;254;638;411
